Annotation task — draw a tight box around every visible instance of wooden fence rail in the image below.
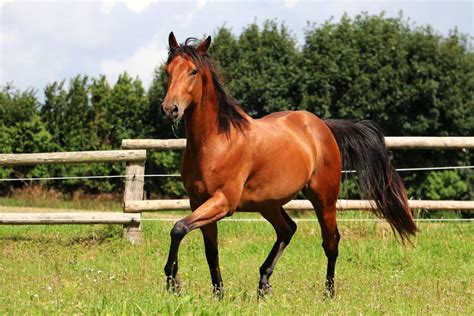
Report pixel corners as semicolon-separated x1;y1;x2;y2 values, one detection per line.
124;199;474;212
0;212;140;225
0;150;146;166
0;150;146;244
122;137;474;150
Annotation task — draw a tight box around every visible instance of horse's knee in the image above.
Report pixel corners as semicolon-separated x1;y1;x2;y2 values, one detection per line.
171;220;189;240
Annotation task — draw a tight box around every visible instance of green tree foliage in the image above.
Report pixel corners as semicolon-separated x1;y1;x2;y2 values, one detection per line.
302;13;473;136
1;74;152;195
210;21;302;116
90;75;113;149
1;85;53;154
0;85;53;193
109;73;149;142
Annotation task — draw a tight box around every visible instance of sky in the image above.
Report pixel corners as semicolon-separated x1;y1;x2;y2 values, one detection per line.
0;0;472;96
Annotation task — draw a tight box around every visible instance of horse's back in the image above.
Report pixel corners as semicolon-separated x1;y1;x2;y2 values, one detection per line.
258;110;338;156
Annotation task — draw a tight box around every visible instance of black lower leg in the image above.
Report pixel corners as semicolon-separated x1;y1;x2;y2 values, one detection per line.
324;257;337;298
323;228;340;298
201;224;224;298
258;241;284;297
164;220;189;293
258;209;296;299
207;252;223;298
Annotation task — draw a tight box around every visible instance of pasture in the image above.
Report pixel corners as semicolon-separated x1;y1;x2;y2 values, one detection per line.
1;201;472;315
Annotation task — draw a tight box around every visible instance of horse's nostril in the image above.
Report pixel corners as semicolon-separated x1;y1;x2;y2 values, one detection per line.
172;105;179;115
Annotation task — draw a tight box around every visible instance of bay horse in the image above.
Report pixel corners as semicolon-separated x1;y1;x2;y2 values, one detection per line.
161;32;417;298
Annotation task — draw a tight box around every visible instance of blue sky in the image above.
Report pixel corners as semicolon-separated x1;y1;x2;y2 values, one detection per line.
1;0;472;95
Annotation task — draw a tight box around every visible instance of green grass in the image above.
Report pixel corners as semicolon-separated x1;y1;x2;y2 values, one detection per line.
1;217;472;315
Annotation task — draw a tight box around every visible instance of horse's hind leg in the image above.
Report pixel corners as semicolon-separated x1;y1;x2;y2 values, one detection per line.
304;188;340;298
258;207;297;298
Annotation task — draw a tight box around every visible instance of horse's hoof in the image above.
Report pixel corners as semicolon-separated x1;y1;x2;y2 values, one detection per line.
213;286;224;300
323;281;335;299
257;283;272;300
166;276;181;294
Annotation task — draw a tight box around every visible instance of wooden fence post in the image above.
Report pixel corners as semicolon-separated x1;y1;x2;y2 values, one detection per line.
123;161;145;244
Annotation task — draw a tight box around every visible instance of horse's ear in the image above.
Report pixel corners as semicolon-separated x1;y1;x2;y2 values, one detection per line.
197;35;211;53
169;32;179;51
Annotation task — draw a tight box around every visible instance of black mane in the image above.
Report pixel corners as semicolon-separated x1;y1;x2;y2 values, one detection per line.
167;38;249;134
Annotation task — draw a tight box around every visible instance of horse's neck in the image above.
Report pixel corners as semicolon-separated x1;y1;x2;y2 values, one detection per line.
184;87;220;151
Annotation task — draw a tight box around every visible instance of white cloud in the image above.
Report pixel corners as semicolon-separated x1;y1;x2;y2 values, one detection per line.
101;0;154;14
196;0;207;9
100;38;168;87
0;0;13;7
284;0;298;9
100;0;116;13
0;30;15;46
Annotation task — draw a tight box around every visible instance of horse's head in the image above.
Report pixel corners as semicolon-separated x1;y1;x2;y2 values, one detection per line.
162;32;211;122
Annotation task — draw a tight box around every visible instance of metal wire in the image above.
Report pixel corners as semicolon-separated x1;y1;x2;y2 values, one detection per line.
141;218;473;222
0;165;472;182
0;174;180;182
342;165;474;173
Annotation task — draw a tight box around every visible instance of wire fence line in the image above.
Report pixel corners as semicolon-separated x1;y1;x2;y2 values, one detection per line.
141;218;474;223
0;165;473;182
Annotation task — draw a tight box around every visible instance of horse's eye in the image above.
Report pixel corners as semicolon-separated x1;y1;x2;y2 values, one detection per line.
190;68;198;76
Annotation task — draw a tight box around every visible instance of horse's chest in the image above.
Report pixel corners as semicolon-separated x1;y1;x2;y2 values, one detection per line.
189;179;209;197
182;169;222;201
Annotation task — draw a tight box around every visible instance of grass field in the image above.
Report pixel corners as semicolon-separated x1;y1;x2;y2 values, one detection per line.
1;198;473;315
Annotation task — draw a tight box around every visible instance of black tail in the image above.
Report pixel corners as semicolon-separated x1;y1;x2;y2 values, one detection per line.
325;119;418;242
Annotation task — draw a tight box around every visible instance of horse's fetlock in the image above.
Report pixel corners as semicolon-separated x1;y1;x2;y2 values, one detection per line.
164;261;178;277
259;266;273;278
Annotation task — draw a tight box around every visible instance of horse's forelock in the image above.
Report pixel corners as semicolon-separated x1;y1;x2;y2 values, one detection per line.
167;38;206;67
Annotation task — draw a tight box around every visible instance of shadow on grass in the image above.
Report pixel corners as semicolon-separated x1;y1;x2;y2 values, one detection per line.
0;225;123;246
63;225;123;246
0;235;35;242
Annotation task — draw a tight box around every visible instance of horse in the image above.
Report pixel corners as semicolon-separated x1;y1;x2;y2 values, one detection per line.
161;32;417;298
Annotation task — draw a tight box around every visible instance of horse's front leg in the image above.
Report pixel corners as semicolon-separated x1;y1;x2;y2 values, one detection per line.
201;222;224;298
164;192;230;294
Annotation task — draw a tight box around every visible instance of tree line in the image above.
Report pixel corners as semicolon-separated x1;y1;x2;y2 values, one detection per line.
1;13;472;203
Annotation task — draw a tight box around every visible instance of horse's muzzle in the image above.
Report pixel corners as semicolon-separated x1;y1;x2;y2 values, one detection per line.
162;104;181;122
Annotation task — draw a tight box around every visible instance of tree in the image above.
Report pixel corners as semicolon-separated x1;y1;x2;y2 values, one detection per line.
109;73;149;145
211;21;302;117
90;75;113;149
0;85;53;193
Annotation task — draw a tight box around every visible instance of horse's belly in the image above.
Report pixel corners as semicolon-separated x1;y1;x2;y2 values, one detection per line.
238;163;309;212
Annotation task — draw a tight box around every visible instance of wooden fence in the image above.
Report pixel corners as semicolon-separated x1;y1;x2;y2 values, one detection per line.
121;137;474;150
120;137;474;242
0;137;472;243
0;150;146;244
